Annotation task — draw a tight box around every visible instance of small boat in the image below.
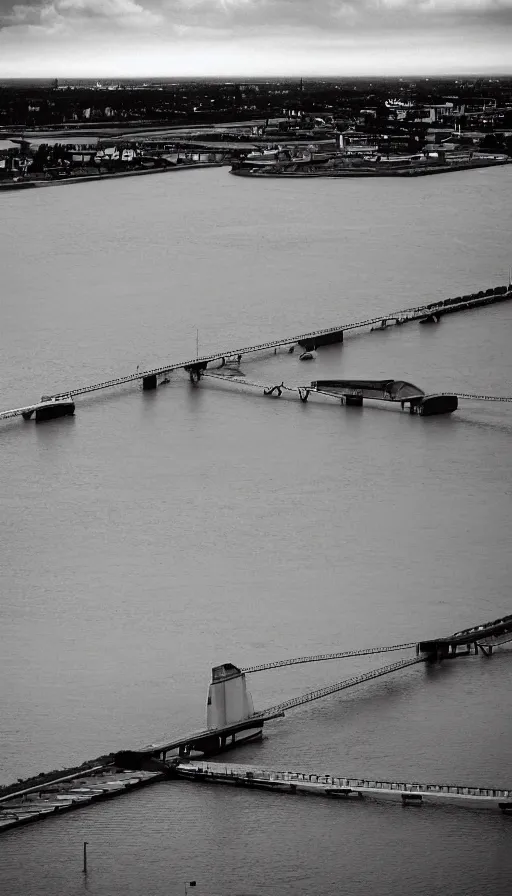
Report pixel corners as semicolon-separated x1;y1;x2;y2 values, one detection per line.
299;350;316;361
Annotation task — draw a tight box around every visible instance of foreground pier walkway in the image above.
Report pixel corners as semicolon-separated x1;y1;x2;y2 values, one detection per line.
176;761;512;813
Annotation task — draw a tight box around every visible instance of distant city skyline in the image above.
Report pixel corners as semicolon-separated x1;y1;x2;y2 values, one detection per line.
1;0;512;78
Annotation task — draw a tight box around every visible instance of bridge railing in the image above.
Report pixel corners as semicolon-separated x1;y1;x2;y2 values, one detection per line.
241;642;416;673
189;763;510;799
261;655;426;716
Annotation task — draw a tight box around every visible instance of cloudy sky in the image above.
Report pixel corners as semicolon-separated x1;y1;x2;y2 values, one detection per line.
1;0;511;78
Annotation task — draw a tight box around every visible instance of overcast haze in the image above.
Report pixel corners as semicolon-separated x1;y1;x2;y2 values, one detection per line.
1;0;511;78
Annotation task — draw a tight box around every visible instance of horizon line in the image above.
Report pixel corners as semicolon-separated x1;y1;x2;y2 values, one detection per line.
2;71;512;82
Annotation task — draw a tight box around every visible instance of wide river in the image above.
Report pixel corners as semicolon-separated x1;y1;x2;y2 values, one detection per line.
1;166;512;895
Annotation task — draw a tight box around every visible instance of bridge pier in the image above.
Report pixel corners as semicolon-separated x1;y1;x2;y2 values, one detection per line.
184;362;208;383
142;374;158;391
299;329;343;352
419;394;458;416
207;663;255;729
345;395;363;407
418;629;506;661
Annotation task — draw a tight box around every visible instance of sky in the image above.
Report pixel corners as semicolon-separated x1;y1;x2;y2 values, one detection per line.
1;0;512;78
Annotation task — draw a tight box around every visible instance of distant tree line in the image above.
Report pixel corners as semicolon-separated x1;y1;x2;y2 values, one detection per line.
1;78;511;130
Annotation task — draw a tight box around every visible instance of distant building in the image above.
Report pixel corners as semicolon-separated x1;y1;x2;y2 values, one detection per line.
71;151;95;164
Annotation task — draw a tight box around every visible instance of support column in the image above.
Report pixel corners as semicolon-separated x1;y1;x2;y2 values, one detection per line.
345;395;363;407
185;362;207;383
142;374;158;391
206;663;255;729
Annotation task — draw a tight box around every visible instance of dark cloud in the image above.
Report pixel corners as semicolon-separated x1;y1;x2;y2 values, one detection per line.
1;0;512;80
0;0;161;28
2;0;512;32
159;0;512;34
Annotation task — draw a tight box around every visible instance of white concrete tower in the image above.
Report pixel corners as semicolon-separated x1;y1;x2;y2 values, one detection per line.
206;663;255;730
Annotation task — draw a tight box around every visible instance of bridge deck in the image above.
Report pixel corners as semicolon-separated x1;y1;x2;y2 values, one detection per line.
478;631;512;648
421;613;512;650
134;713;282;757
0;404;43;421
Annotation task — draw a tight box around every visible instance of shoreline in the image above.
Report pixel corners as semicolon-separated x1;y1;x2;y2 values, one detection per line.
0;160;223;192
231;158;512;178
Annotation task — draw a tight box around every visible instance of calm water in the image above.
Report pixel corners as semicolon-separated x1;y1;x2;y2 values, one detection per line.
1;166;512;895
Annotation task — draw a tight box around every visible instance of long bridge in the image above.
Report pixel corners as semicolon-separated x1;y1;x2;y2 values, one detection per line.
2;611;511;831
1;285;510;424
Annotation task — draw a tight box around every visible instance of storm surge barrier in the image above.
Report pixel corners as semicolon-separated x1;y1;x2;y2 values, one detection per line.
1;285;511;423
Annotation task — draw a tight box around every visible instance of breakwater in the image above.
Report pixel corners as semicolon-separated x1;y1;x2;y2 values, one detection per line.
0;161;223;192
231;156;511;178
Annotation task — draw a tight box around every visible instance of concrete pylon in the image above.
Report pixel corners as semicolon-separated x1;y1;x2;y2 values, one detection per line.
207;663;255;730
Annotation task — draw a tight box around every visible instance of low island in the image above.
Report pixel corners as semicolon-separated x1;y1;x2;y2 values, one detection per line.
231;147;511;177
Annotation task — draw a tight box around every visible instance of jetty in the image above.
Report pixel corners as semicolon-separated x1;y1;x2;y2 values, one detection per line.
1;612;511;832
1;285;511;425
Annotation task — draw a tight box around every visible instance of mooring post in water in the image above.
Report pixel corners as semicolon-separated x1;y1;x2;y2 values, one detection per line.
83;841;88;874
